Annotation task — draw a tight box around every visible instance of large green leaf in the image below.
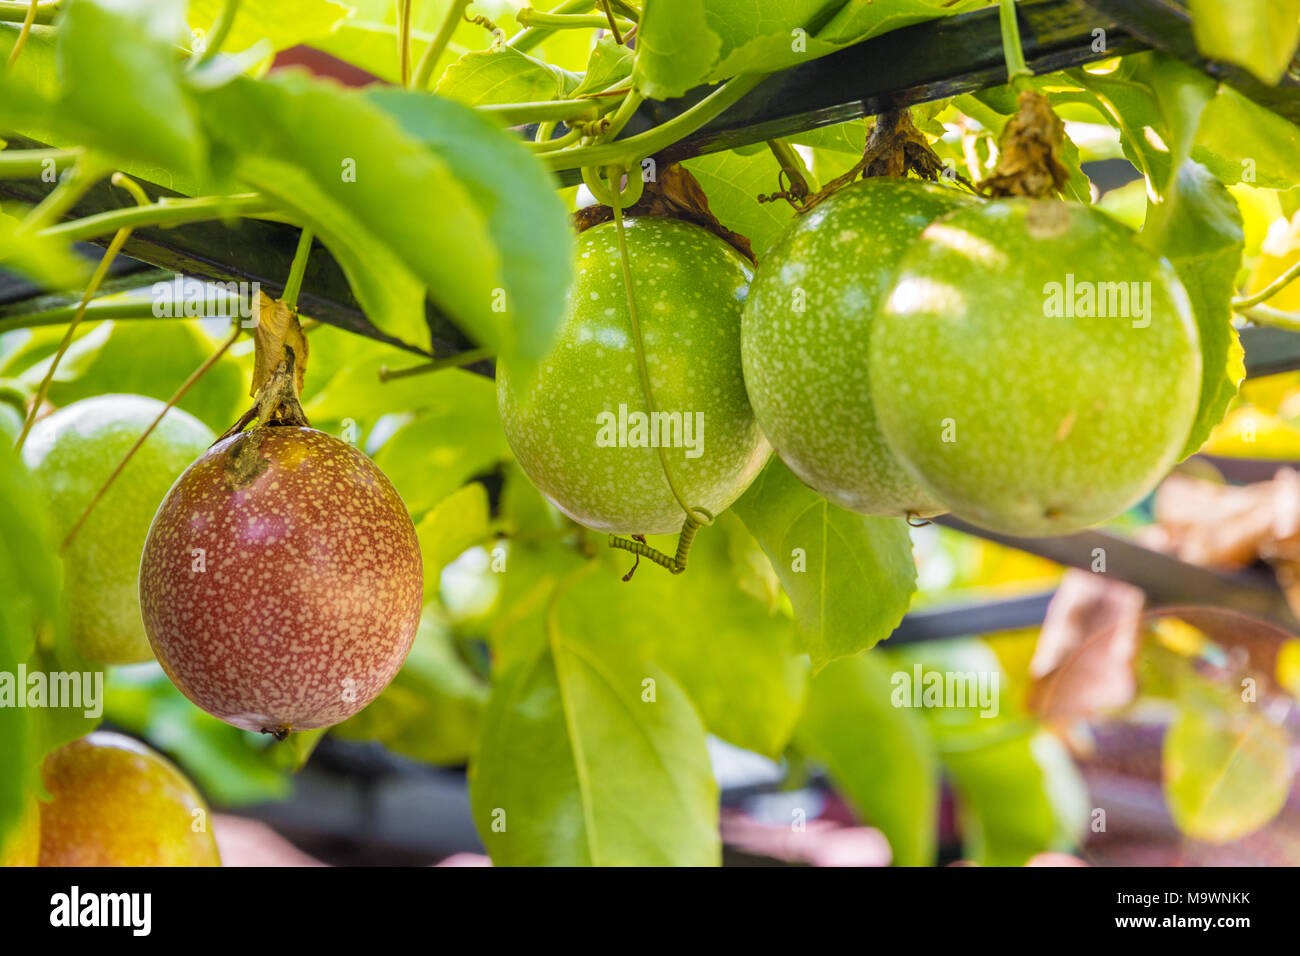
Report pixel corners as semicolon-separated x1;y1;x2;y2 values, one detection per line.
549;518;808;757
372;370;509;516
365;88;574;384
684;148;796;258
1195;85;1300;190
193;73;504;354
633;0;976;99
795;650;939;866
470;565;720;866
416;482;492;603
57;0;205;177
435;46;580;106
732;459;916;670
1188;0;1300;85
187;0;350;54
1164;704;1291;843
942;727;1089;866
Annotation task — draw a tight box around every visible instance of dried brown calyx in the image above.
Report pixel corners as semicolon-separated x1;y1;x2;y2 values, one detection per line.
792;109;967;214
572;163;755;263
978;89;1071;199
219;292;311;440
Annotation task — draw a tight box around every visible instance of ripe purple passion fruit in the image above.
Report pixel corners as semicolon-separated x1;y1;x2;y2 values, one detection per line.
499;217;770;534
139;425;423;736
869;198;1201;536
742;178;974;516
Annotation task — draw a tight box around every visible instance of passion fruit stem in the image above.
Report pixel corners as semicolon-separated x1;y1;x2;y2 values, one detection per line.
597;173;716;576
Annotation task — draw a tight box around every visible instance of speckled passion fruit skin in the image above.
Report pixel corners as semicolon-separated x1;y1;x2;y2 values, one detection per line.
498;217;771;534
870;198;1201;536
139;426;423;734
39;731;219;866
22;395;215;665
742;178;975;516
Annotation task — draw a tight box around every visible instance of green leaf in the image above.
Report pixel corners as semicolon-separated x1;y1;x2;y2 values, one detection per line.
732;459;916;670
56;0;206;177
372;370;509;515
795;650;939;866
186;0;351;54
942;727;1088;866
1195;85;1300;190
1188;0;1300;86
471;567;720;866
684;148;795;257
416;482;491;603
1164;704;1291;843
569;35;634;97
631;0;721;100
547;517;808;757
193;73;504;353
633;0;973;99
1144;161;1245;459
335;608;488;766
435;46;580;106
365;88;575;384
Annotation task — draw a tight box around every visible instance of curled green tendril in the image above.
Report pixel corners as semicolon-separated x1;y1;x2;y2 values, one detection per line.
609;508;714;575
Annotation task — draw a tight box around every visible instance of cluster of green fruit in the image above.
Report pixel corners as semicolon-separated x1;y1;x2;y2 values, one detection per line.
502;178;1201;537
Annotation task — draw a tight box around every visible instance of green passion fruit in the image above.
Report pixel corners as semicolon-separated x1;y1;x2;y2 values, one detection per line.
499;217;771;535
742;178;975;516
22;394;215;664
870;198;1201;536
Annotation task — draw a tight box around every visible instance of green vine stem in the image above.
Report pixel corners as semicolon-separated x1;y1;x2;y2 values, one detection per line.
190;0;241;69
1233;259;1300;311
16;152;112;234
281;227;314;310
480;98;607;126
0;0;55;27
39;193;275;241
766;138;817;201
544;73;766;173
515;9;633;32
413;0;470;91
0;148;79;179
508;0;598;52
397;0;412;86
377;347;492;382
1240;304;1300;333
594;165;713;575
997;0;1032;89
